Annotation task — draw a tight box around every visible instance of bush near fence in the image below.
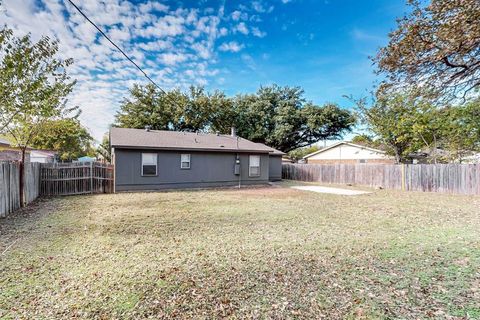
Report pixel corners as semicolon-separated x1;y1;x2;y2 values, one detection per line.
0;162;41;218
283;163;480;195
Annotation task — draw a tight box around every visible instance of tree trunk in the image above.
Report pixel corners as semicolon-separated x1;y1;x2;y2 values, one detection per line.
393;146;401;164
19;148;25;207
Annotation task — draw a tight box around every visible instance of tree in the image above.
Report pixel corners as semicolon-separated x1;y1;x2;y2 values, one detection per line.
288;145;321;161
0;27;76;204
115;84;356;153
216;85;355;152
442;98;480;161
96;133;112;163
30;118;94;161
375;0;480;100
115;84;232;132
351;134;384;149
354;92;424;163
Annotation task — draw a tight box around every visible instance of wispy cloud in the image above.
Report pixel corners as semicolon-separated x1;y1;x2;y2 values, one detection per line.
234;22;249;35
219;41;244;52
350;28;386;43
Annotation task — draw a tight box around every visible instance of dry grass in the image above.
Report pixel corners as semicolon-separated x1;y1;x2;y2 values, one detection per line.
1;182;480;319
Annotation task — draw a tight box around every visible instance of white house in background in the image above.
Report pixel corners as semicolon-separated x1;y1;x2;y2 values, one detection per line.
303;141;395;165
30;149;57;163
459;153;480;164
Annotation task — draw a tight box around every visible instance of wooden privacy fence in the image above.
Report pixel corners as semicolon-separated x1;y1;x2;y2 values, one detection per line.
41;162;114;196
283;163;480;195
1;162;41;218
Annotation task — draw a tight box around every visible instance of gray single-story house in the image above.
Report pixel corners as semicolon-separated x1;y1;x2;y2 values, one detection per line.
110;127;284;191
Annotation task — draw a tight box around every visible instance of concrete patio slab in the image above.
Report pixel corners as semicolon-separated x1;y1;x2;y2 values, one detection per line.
291;185;372;195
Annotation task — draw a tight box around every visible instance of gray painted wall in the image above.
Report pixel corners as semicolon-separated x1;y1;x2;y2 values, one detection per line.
114;149;271;191
268;155;282;181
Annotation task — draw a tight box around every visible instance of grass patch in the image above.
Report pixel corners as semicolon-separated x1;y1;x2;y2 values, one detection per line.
1;183;479;318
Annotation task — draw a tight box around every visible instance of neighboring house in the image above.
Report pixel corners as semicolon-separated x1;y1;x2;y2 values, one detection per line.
0;138;31;162
303;141;394;164
30;149;57;163
110;127;284;191
457;152;480;164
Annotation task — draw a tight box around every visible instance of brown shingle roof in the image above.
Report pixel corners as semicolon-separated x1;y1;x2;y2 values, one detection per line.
110;128;275;153
255;143;285;155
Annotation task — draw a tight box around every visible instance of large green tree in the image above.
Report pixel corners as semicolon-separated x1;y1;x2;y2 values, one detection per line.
115;84;231;132
224;86;355;152
0;27;76;204
30;118;94;161
375;0;480;99
442;98;480;161
114;84;356;153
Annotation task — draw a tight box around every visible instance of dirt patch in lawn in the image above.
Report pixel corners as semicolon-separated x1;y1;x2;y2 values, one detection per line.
1;187;479;319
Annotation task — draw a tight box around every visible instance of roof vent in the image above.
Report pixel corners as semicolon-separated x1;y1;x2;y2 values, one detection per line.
145;125;151;132
216;131;220;136
231;127;236;137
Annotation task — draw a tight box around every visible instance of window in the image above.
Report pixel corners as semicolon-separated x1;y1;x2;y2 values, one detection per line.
249;155;261;177
142;153;157;176
181;154;191;169
359;159;366;164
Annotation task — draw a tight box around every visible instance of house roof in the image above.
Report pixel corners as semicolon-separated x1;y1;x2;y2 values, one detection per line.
255;143;286;156
110;128;277;154
30;149;58;156
303;141;387;159
0;137;11;146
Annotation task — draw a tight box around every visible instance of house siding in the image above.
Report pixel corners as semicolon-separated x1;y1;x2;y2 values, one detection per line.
304;143;394;164
114;149;270;191
268;155;282;181
306;159;395;165
0;149;30;162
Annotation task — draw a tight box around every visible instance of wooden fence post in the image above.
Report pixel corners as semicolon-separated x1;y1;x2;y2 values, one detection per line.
90;162;93;194
401;163;406;191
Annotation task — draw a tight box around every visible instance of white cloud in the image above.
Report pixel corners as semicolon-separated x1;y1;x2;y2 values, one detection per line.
252;27;266;38
252;1;274;13
139;2;169;14
234;22;249;35
231;10;248;21
219;41;244;52
158;53;189;66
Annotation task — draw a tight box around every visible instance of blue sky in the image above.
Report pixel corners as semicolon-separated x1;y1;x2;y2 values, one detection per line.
0;0;408;140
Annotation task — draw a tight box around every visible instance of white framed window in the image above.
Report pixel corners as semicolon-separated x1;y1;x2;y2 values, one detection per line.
181;154;191;169
249;155;261;177
141;153;157;176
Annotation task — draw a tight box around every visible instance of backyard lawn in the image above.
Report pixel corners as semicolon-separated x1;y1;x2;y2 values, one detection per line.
1;182;479;319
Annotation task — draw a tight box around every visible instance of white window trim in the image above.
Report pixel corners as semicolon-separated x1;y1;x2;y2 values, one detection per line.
141;153;158;176
180;154;191;169
249;155;261;177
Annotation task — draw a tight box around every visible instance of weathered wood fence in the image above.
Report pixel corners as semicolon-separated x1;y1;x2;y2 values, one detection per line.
41;162;114;196
283;163;480;195
1;162;41;218
1;162;114;217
